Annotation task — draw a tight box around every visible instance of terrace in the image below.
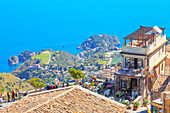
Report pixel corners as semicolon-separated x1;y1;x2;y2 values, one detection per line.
114;56;148;77
121;26;166;55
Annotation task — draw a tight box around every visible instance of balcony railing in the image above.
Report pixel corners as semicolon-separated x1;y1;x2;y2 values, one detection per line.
122;46;147;55
115;66;142;77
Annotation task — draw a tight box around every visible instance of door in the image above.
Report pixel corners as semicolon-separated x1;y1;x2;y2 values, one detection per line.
134;58;138;69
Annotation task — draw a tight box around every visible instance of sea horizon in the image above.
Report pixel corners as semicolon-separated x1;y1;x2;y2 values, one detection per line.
0;0;170;73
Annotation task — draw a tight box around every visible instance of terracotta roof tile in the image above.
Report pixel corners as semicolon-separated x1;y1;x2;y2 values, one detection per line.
0;86;126;113
27;88;125;113
153;75;170;92
0;90;66;113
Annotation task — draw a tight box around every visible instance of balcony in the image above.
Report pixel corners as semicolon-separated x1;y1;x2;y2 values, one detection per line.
114;66;143;78
122;46;147;55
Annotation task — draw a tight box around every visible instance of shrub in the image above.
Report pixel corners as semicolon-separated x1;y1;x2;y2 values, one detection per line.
143;99;148;105
134;102;139;108
121;100;129;106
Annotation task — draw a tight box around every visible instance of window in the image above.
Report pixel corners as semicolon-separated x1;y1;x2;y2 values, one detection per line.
162;45;164;52
159;49;161;55
138;59;143;67
162;63;163;71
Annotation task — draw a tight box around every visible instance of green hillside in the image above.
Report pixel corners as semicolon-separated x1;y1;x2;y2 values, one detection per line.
0;73;34;100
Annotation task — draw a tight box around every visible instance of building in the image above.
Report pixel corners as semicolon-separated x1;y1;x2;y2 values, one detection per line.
151;91;170;113
0;86;126;113
29;64;41;69
151;74;170;112
114;26;168;98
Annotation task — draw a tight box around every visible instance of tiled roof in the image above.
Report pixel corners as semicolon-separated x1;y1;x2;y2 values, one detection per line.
0;89;69;113
152;75;170;92
0;86;126;113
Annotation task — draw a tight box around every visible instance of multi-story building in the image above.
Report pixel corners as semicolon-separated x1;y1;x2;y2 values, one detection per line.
114;26;168;98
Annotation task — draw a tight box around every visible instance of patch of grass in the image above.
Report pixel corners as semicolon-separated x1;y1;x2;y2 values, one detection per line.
50;59;53;63
105;51;115;55
111;58;121;64
32;52;50;64
98;60;107;65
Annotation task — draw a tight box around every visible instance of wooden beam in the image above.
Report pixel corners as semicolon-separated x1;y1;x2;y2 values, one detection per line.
151;102;163;109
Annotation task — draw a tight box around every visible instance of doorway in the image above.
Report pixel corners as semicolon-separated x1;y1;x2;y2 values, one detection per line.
134;58;138;69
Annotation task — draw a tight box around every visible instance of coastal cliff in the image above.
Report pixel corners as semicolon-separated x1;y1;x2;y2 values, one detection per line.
18;51;37;62
77;34;120;51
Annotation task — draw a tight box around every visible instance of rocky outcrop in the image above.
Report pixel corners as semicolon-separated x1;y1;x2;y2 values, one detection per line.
8;55;19;65
77;34;120;51
18;51;37;62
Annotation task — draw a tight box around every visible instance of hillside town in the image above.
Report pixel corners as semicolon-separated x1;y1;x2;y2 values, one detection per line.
0;26;170;113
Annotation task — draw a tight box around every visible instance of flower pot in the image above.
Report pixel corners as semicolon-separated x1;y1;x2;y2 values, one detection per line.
134;107;138;110
144;105;147;107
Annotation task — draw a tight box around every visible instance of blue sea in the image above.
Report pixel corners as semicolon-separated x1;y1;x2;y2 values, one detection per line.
0;0;170;73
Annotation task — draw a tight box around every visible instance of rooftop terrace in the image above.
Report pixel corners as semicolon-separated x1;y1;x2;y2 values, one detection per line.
122;26;167;55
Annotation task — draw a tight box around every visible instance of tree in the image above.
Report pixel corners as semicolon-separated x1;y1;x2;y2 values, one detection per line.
27;77;45;90
0;84;4;94
68;68;85;82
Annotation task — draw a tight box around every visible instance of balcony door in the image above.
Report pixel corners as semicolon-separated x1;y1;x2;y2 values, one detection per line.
134;58;138;69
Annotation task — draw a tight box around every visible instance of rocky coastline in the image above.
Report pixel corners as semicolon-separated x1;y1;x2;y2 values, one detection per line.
8;55;19;65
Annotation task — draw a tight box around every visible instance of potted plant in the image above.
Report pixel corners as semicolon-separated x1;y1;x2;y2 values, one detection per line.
121;100;126;104
143;99;148;107
121;100;130;109
134;102;139;110
125;101;130;109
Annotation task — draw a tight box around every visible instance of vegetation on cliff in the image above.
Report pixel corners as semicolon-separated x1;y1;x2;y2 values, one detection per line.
77;34;120;51
18;50;38;62
50;51;81;69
